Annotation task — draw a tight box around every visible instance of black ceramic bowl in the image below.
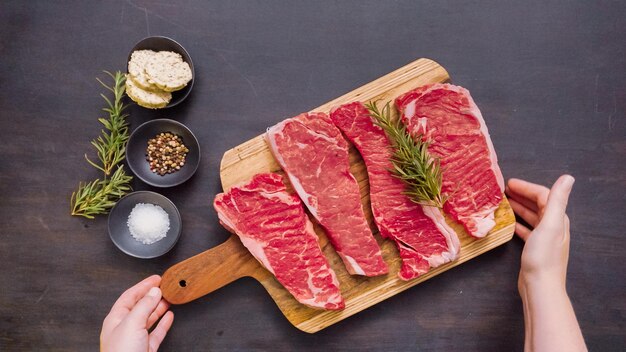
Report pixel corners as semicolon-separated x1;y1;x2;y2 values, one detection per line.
127;36;194;108
108;191;182;259
127;119;200;187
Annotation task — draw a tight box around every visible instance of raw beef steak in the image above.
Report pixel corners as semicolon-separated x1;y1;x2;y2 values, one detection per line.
395;83;505;238
267;112;388;277
330;102;460;280
213;173;344;310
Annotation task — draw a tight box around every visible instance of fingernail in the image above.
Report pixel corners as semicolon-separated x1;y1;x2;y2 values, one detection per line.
148;287;160;297
563;175;575;188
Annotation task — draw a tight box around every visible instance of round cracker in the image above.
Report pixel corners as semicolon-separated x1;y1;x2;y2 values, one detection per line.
128;50;161;91
125;74;171;109
144;51;193;92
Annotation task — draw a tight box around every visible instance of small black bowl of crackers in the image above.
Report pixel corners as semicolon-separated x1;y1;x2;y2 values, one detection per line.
126;119;200;187
126;36;194;109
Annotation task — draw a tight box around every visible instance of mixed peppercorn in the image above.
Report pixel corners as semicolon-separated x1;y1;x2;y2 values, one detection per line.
146;132;189;176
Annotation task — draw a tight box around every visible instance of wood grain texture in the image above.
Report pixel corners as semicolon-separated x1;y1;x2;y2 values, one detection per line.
162;58;516;333
161;236;263;304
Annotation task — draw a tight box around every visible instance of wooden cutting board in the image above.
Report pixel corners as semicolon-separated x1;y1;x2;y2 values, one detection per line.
161;58;516;333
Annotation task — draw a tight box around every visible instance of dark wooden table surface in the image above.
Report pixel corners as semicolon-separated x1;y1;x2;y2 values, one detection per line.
1;1;624;350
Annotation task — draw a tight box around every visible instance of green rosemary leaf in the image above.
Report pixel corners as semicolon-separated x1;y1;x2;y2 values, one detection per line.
99;117;112;130
100;94;113;109
97;77;115;94
84;154;106;173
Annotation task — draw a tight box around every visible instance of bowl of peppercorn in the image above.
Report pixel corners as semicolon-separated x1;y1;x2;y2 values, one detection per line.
126;119;200;187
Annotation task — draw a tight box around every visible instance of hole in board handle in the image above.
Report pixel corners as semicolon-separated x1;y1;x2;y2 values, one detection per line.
179;280;187;288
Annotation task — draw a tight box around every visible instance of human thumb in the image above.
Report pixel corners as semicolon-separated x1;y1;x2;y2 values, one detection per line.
126;287;162;327
540;175;575;228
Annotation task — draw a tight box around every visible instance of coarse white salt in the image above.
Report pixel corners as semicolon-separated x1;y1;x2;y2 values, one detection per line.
127;203;170;245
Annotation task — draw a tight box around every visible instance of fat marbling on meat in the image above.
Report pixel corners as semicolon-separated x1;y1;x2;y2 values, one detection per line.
213;173;344;310
331;102;460;280
396;83;505;238
267;112;388;277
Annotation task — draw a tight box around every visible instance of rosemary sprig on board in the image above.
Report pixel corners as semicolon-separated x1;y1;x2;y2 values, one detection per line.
365;101;446;208
70;71;133;218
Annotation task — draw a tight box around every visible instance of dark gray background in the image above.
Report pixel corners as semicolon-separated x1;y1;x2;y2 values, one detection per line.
1;1;624;350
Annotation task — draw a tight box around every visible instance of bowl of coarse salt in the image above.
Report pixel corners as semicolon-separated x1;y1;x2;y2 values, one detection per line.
108;191;182;258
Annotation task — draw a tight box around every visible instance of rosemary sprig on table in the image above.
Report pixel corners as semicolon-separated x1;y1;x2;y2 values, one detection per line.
365;101;446;208
86;71;130;175
70;71;133;218
71;167;133;219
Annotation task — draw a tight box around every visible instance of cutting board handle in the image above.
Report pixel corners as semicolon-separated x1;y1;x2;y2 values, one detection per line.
161;235;260;304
